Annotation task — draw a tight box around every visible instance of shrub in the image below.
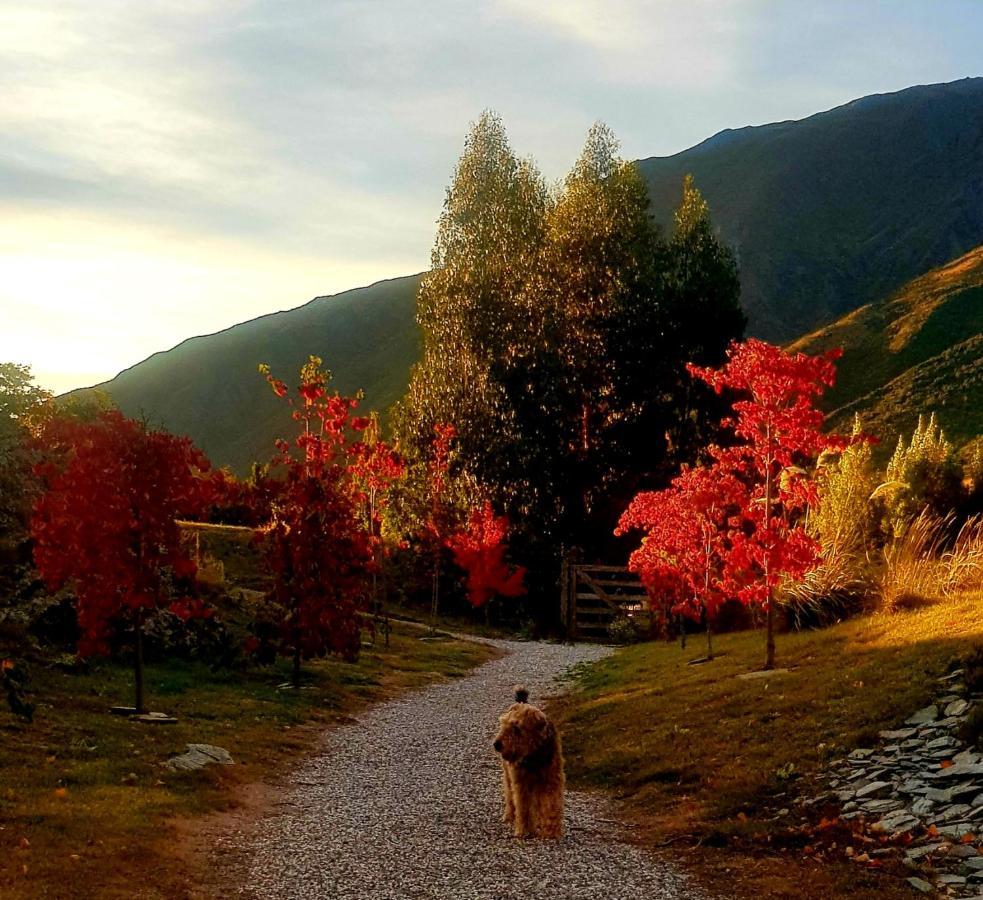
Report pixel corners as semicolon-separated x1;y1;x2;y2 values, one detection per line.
878;513;983;610
780;548;872;628
880;414;963;538
813;415;877;555
879;513;949;610
607;615;642;645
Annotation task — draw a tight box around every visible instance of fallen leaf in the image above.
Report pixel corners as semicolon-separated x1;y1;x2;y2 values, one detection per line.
17;837;29;850
53;787;67;799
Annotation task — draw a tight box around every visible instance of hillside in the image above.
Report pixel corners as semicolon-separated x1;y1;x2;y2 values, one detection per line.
80;274;421;473
81;79;983;472
790;244;983;447
638;77;983;342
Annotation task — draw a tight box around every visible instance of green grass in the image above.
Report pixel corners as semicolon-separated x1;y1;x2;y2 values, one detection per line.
552;591;983;898
0;622;496;899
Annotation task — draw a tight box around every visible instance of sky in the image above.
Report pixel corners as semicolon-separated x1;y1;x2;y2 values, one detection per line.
2;1;981;394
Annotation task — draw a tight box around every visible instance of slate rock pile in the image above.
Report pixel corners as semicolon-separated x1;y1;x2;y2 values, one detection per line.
825;668;983;897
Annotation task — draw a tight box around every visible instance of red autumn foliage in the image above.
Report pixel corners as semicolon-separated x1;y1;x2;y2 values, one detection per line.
31;410;212;710
258;357;376;683
617;461;746;652
687;338;851;667
446;502;526;608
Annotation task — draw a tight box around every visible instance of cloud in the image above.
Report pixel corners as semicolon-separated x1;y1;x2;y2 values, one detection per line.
1;0;980;393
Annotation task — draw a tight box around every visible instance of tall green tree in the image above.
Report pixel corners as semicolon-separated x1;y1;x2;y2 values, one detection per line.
390;118;745;620
0;363;51;593
660;174;745;462
391;111;549;534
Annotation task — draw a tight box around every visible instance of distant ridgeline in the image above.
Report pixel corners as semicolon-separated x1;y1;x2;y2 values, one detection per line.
75;79;983;472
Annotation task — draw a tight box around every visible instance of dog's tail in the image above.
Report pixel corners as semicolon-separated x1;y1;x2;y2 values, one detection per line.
514;685;529;704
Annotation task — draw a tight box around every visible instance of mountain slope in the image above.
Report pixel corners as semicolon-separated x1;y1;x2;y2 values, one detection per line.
82;79;983;471
82;274;422;473
638;78;983;342
789;245;983;447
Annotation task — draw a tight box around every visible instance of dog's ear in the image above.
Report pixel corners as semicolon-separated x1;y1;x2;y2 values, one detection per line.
514;685;529;704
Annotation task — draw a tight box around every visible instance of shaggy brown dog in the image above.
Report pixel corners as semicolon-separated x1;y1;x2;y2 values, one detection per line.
493;685;564;839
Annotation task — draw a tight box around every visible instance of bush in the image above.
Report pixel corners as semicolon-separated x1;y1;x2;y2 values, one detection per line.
607;615;642;645
879;513;983;611
813;416;877;555
781;549;873;628
880;414;963;539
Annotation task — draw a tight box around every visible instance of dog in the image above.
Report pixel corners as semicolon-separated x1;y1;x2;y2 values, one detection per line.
493;685;564;839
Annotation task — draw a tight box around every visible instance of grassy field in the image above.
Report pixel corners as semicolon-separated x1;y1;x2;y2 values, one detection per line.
552;591;983;899
0;622;495;899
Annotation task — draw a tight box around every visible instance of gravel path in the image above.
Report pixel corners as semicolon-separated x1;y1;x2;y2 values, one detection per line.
222;638;706;899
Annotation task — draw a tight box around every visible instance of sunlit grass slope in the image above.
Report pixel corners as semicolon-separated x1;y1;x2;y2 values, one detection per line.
790;244;983;448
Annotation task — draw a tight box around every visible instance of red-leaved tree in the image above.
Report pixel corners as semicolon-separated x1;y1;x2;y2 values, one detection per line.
446;502;526;611
617;462;746;658
349;412;404;644
258;357;374;686
688;339;847;669
32;411;211;712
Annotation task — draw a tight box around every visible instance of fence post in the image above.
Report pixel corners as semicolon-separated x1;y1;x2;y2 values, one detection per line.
559;554;570;642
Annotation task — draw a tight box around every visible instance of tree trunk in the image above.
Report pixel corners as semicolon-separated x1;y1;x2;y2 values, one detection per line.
763;437;775;671
134;608;146;714
429;560;439;633
705;609;713;661
765;597;775;670
679;613;687;650
292;634;302;688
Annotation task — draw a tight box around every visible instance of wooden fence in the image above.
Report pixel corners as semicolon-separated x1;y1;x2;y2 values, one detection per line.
559;560;650;641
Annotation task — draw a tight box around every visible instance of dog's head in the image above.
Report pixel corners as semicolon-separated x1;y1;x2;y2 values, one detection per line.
493;689;556;767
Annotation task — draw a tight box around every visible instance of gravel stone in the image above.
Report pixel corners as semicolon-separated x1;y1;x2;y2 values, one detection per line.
223;639;707;899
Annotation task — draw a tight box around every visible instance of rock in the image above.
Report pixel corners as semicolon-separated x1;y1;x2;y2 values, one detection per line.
973;794;983;808
862;798;902;814
937;763;983;780
950;782;983;801
167;743;234;772
938;873;967;885
906;876;934;893
945;699;970;717
907;705;939;725
880;727;919;740
927;787;955;803
911;797;936;816
934;804;972;824
736;668;790;680
849;748;875;761
135;712;178;725
905;843;943;861
962;858;983;873
937;823;975;839
874;810;919;833
856;780;893;800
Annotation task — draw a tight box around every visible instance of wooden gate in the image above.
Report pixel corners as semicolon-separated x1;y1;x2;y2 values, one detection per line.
559;560;649;641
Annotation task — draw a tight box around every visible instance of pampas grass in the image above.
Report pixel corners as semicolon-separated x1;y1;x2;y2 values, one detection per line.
781;548;873;628
879;512;983;611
